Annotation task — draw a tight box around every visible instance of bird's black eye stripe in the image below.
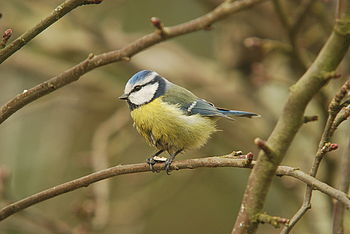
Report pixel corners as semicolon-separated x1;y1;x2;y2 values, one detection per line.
133;85;142;92
131;79;159;93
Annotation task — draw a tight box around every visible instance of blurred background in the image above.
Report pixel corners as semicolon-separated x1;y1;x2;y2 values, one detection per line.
0;0;349;233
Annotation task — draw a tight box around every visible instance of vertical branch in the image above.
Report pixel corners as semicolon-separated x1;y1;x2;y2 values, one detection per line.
232;7;350;234
90;109;129;230
282;79;350;233
272;0;315;69
332;134;350;234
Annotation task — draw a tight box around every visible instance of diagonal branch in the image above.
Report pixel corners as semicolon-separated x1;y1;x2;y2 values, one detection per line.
0;0;103;64
282;78;350;233
0;0;267;125
0;155;348;223
232;5;350;234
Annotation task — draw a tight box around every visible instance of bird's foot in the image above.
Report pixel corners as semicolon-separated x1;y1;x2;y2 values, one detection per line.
146;156;167;173
146;157;157;173
164;158;174;175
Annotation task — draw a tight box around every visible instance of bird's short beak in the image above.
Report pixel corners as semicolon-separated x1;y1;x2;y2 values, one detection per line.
118;93;128;100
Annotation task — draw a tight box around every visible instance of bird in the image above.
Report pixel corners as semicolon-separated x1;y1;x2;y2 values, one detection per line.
119;70;259;174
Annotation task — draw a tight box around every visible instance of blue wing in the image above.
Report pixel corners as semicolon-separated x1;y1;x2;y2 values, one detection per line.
186;99;259;119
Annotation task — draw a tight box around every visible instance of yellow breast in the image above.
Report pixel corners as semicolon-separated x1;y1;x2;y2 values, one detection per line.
130;98;217;154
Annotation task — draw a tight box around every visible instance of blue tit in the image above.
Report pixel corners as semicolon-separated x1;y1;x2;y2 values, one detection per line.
119;70;259;173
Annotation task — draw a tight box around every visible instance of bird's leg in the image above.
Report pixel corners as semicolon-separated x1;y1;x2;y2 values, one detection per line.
165;149;183;175
147;150;164;172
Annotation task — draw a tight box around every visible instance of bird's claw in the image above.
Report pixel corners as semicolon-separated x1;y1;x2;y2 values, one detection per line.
146;157;159;173
164;158;173;175
147;155;175;174
147;156;167;173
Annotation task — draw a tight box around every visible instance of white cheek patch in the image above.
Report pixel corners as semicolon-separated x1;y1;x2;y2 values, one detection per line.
128;82;159;105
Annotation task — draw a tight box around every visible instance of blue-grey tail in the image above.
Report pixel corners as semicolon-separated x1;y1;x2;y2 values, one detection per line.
219;110;260;118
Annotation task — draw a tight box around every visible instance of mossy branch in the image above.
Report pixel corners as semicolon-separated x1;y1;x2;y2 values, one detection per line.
232;8;350;234
254;213;289;229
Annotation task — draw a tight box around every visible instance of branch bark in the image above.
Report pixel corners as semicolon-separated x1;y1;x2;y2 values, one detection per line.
232;8;350;234
282;78;350;233
0;0;267;125
0;155;348;223
332;136;350;234
0;0;103;64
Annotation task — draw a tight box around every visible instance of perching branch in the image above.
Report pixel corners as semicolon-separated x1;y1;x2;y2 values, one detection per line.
0;0;267;125
0;0;103;64
0;155;349;223
232;4;350;233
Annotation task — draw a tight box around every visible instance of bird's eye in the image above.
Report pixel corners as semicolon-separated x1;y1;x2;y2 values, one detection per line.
134;85;142;91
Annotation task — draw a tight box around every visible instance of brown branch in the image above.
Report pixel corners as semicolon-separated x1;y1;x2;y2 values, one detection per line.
0;155;349;223
332;136;350;234
332;105;350;132
90;109;129;229
232;7;350;234
150;17;167;36
0;0;267;125
282;78;350;233
303;115;318;124
0;0;103;64
272;0;314;69
254;138;275;159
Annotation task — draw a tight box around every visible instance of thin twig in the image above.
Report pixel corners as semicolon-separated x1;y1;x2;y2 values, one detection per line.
332;134;350;234
0;155;349;223
282;78;350;233
0;0;103;63
0;0;267;125
272;0;314;69
232;7;350;233
254;213;289;228
303;115;318;124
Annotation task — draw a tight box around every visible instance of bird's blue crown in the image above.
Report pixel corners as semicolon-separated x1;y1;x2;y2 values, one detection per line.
127;70;153;85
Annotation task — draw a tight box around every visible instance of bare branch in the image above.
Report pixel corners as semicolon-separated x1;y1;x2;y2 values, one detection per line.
272;0;314;69
0;0;267;125
332;136;350;234
282;78;350;233
0;155;349;223
150;17;167;36
254;138;275;159
0;0;103;63
232;7;350;234
303;115;318;124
